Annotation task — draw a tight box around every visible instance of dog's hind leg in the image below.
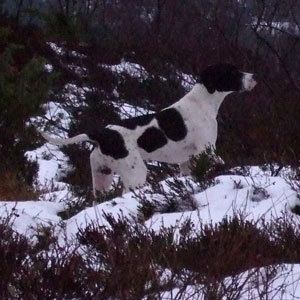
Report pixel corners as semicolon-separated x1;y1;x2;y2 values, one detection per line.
90;148;113;197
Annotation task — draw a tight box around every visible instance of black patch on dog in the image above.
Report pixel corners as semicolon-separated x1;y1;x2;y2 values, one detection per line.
88;129;128;159
99;166;112;175
137;127;168;153
156;108;187;141
118;114;155;130
200;63;243;93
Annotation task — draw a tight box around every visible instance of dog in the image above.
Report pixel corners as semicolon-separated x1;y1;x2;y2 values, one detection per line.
41;63;257;195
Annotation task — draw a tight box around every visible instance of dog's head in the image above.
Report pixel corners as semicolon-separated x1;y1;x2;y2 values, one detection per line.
200;63;257;94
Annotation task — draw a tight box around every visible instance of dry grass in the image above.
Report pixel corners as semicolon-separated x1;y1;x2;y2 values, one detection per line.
0;171;38;201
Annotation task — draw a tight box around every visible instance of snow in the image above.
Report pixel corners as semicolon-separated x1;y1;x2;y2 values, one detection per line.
9;150;300;297
143;173;298;234
62;195;138;243
251;19;300;36
11;156;300;245
102;60;149;80
112;101;154;119
48;42;64;55
26;142;69;186
44;63;53;72
161;264;300;299
177;70;197;90
0;200;65;239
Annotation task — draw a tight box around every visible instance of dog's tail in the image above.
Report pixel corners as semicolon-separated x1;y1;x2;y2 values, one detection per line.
40;131;92;146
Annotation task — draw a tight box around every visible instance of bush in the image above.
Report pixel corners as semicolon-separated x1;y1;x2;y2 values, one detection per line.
190;146;224;190
0;171;38;201
0;19;55;196
1;212;300;298
135;177;198;220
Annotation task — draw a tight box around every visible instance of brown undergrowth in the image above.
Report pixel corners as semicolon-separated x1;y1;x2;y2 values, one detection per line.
0;212;300;299
0;171;38;201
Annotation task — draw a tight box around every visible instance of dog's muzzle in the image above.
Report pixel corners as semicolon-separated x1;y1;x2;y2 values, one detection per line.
242;73;258;91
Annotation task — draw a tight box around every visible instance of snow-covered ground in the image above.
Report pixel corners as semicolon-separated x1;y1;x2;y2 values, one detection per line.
161;263;300;300
4;143;300;298
4;55;300;297
9;149;300;237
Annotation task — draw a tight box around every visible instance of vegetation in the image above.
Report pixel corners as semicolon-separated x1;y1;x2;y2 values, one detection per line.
1;213;300;299
0;18;56;199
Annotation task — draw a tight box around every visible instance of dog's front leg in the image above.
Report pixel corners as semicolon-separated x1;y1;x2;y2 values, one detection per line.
90;148;113;197
118;152;147;193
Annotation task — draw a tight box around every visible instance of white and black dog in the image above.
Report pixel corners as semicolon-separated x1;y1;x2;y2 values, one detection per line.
41;64;257;195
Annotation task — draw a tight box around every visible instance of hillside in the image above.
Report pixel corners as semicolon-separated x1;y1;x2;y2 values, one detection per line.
1;1;300;298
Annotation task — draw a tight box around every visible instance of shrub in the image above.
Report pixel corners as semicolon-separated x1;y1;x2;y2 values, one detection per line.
1;212;300;298
0;171;38;201
189;146;223;190
136;176;198;220
0;20;55;193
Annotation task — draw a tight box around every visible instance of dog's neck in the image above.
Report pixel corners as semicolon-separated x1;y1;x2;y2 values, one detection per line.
189;83;232;115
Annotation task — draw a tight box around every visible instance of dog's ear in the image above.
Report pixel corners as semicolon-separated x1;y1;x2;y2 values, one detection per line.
203;78;216;94
200;66;218;94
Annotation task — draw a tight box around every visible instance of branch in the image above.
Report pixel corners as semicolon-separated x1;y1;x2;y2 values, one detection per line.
251;27;300;91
